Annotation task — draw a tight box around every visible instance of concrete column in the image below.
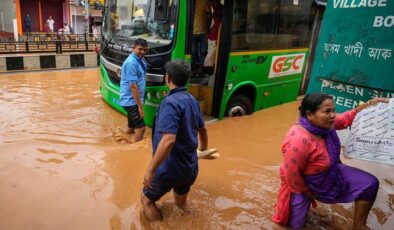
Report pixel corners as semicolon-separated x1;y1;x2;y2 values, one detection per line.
38;0;43;31
13;19;19;41
56;54;71;69
15;0;22;36
84;53;97;67
0;57;6;72
24;56;40;70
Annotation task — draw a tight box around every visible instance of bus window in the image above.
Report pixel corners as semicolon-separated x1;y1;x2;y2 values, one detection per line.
231;0;314;52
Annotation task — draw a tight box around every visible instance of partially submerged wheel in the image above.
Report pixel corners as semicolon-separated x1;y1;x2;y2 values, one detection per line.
226;94;253;117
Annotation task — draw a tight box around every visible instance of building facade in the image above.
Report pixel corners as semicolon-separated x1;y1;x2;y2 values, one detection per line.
0;0;103;37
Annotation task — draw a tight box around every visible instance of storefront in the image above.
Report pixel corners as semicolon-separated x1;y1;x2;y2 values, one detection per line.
16;0;103;35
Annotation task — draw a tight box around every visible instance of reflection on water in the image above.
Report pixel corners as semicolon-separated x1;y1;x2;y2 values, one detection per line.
0;69;393;229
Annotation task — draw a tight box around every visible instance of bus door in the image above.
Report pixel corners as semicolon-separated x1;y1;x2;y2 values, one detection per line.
211;0;232;118
186;0;229;118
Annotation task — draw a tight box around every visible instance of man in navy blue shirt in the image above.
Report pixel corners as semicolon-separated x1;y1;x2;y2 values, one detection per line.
119;38;147;142
141;60;208;221
24;13;32;34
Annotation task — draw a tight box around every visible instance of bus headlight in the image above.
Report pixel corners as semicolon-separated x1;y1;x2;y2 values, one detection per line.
156;92;161;99
146;92;151;100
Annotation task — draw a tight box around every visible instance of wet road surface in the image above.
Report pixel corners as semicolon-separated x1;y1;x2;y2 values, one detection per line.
0;69;393;229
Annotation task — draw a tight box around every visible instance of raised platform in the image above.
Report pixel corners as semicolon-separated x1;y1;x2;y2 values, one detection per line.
0;52;98;72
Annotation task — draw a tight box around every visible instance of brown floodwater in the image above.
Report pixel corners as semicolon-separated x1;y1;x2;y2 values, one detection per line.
0;69;393;229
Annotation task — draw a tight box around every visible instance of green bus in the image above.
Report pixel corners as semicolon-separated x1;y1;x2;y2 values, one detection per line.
100;0;325;127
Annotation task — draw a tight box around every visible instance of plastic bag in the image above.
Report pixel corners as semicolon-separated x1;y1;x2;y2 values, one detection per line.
345;99;394;165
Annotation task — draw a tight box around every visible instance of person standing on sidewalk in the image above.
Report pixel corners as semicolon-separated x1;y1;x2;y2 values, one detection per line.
272;93;389;229
141;60;208;221
24;13;32;34
119;38;148;142
46;16;55;33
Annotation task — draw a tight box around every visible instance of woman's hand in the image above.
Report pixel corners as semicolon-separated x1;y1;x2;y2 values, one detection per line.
356;97;390;112
368;97;390;106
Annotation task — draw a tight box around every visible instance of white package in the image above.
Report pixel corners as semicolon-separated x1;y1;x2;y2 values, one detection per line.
345;99;394;165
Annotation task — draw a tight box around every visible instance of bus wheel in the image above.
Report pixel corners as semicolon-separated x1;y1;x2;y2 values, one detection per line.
226;94;253;117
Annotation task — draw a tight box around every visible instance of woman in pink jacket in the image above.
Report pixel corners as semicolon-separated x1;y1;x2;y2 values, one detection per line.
273;93;389;229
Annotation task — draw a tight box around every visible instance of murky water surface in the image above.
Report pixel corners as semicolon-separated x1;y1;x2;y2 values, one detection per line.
0;69;393;229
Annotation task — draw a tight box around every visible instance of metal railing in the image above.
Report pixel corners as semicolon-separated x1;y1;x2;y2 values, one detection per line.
0;33;100;54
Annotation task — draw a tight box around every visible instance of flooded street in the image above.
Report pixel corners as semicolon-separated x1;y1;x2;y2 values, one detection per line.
0;69;393;229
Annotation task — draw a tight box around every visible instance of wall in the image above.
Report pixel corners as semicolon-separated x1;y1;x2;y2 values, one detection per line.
74;16;86;34
0;1;17;33
70;5;102;35
20;0;40;32
0;52;98;72
41;1;64;32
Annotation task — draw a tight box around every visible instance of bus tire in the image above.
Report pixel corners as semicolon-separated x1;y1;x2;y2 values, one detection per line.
226;94;253;117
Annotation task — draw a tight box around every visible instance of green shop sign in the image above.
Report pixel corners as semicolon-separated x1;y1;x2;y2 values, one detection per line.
308;0;394;112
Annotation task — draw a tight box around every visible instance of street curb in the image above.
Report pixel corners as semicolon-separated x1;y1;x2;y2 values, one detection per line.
0;52;98;72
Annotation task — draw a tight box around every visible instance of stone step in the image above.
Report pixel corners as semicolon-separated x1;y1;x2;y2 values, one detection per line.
188;84;214;115
199;99;207;114
188;84;200;99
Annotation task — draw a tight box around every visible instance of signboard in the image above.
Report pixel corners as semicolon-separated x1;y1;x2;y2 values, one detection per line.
269;53;305;78
307;0;394;112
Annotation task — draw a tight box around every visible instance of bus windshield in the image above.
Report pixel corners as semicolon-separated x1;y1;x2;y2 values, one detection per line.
102;0;178;52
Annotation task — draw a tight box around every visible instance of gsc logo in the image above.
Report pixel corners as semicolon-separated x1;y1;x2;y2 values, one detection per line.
269;54;305;78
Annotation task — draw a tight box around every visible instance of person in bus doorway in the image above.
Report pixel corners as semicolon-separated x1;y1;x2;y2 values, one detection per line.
119;38;148;142
141;60;209;221
24;13;32;34
191;0;209;77
272;93;389;229
203;0;223;77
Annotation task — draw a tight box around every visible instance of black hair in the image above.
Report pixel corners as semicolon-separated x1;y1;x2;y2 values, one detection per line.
165;60;191;87
299;93;333;117
134;38;148;47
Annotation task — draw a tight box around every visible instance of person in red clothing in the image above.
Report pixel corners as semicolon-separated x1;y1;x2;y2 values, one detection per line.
272;93;389;229
44;22;50;35
203;0;223;75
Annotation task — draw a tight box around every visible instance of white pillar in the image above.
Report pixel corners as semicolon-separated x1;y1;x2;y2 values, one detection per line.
85;0;89;34
1;12;5;31
13;19;18;41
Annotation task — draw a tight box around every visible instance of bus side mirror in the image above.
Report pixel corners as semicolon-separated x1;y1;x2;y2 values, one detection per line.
154;0;168;22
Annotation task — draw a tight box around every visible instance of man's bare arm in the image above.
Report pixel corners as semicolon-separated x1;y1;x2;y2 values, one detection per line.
198;127;208;151
130;83;143;108
144;134;176;188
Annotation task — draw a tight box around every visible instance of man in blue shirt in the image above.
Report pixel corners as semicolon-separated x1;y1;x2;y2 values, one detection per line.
141;60;209;221
24;13;32;33
119;38;147;142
